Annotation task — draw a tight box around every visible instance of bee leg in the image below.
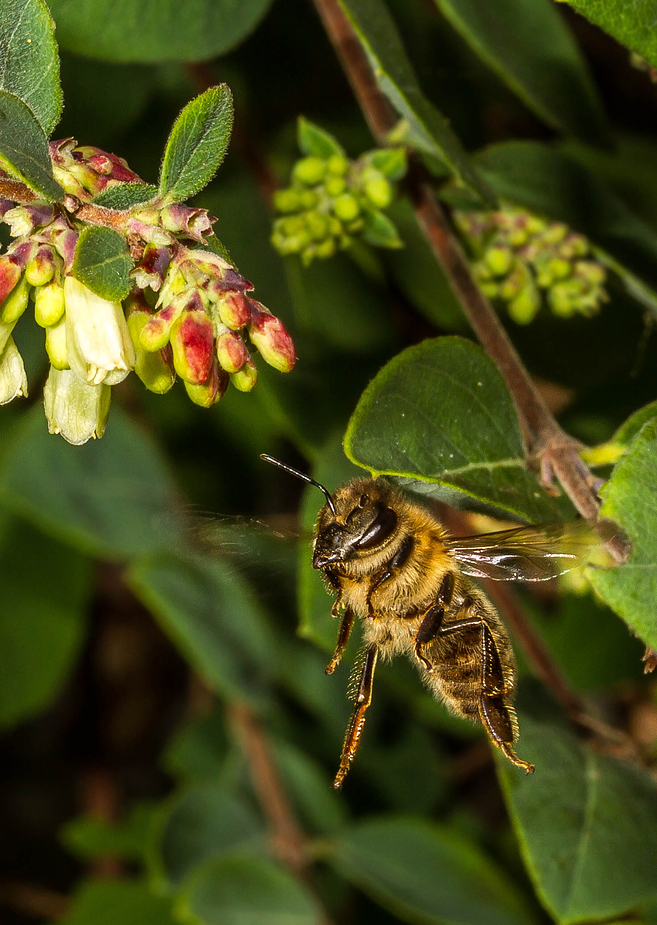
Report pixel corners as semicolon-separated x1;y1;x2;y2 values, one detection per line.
334;645;378;789
325;606;355;675
414;573;456;670
365;535;414;617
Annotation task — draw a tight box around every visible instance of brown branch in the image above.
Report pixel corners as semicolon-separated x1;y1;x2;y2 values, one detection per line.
311;0;626;558
0;881;69;920
0;177;37;203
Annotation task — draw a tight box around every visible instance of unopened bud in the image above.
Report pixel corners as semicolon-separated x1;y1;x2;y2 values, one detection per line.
363;175;392;210
0;338;28;404
484;245;513;277
45;316;69;369
305;212;329;241
325;177;347;197
170;309;214;384
184;362;229;408
216;327;249;374
273;189;302;213
34;280;66;327
1;274;30;324
0;256;22;304
25;246;56;288
140;299;183;351
327;155;349;177
333;193;360;223
44;366;111;445
293;157;326;186
230;356;257;392
508;283;540;324
217;291;251;330
248;304;296;373
127;306;176;394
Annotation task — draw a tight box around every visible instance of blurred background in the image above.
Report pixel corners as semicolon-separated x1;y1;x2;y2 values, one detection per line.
2;0;657;922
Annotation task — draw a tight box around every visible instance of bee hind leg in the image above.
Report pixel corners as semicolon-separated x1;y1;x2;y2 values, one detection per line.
325;606;355;675
334;644;378;788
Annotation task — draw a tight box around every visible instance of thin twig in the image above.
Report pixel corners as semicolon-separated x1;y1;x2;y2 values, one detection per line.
310;0;626;562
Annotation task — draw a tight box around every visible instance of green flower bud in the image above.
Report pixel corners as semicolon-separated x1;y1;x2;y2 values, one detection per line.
363;175;393;210
314;237;337;259
1;274;30;324
299;190;319;209
184;363;229;407
547;257;571;280
230;356;258;392
292;157;326;186
325;176;347;197
333;193;360;222
500;263;531;300
541;222;568;245
548;283;576;317
327;216;343;236
479;281;500;299
25;247;56;288
305;211;329;241
0;338;28;405
127;307;175;394
45;316;69;369
508;283;541;324
34;280;65;327
327;154;349;176
508;226;529;248
273;188;302;213
346;218;364;234
43;366;111;445
484;245;514;277
574;261;606;286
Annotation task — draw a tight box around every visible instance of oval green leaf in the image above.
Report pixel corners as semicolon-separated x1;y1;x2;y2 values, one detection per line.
178;855;324;925
327;817;534;925
499;691;657;923
0;0;62;135
159;85;234;202
0;90;62;200
92;183;158;210
45;0;273;64
344;336;570;522
588;419;657;650
434;0;608;144
297;117;345;159
59;879;177;925
557;0;657;69
335;0;494;205
72;226;133;301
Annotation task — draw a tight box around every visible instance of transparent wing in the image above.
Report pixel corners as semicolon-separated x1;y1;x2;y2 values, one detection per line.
446;520;615;581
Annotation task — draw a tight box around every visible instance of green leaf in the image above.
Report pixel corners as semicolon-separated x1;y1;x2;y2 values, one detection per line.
369;146;407;180
178;854;324;925
470;141;657;315
297;117;345;159
0;90;62;200
557;0;657;68
499;691;657;923
159;85;234;202
588;420;657;650
362;209;403;248
0;0;62;135
72;227;133;301
92;183;159;210
271;739;348;835
0;515;91;727
0;405;181;559
162;707;230;782
434;0;608;144
612;400;657;448
61;802;157;862
45;0;273;64
335;0;494;205
149;786;263;890
127;550;274;706
327;817;534;925
59;879;177;925
344;336;570;522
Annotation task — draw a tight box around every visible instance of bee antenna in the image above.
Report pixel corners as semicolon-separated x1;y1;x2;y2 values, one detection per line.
260;454;337;516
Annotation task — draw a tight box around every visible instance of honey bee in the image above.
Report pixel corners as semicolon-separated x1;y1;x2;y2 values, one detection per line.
262;455;611;788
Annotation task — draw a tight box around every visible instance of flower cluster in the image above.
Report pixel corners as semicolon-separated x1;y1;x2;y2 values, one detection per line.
0;140;296;444
271;123;406;265
455;206;608;323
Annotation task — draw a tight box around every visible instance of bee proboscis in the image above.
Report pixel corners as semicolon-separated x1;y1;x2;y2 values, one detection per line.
262;455;612;788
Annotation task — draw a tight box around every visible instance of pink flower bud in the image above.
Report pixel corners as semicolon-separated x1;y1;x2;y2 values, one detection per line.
248;303;296;373
184;361;229;407
216;327;249;374
217;291;251;330
25;246;56;287
139;298;183;351
161;204;212;241
131;243;172;292
0;257;21;304
170;308;214;384
127;299;176;395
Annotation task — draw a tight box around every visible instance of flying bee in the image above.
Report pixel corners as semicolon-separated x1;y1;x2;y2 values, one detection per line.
262;455;614;788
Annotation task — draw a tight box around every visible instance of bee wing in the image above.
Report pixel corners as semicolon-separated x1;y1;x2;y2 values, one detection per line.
446;520;615;581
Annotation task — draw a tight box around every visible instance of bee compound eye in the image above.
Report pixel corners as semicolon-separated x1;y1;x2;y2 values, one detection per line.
357;503;398;550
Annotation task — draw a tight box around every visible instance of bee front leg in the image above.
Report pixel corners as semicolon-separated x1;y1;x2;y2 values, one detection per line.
325;606;355;675
365;535;414;617
334;644;378;789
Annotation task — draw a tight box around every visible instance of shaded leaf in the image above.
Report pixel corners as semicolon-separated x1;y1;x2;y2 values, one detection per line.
46;0;273;64
499;691;657;923
128;550;274;706
72;226;133;301
557;0;657;68
612;400;657;448
0;0;62;135
588;419;657;649
149;786;263;891
328;817;534;925
297;118;344;159
336;0;494;204
61;802;157;862
92;183;158;209
59;879;177;925
344;336;570;521
0;90;62;200
159;85;233;201
0;515;91;727
434;0;607;144
369;146;407;180
0;405;181;559
178;854;324;925
362;209;403;248
162;707;230;782
271;738;348;835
